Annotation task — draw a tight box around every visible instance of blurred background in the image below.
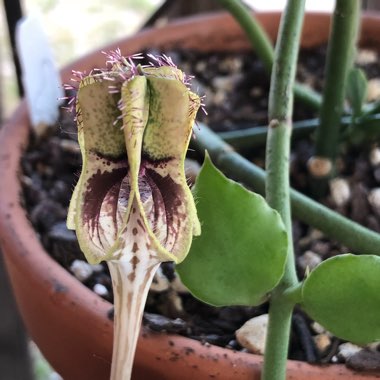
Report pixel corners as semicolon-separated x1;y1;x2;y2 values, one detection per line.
1;0;377;379
0;0;337;119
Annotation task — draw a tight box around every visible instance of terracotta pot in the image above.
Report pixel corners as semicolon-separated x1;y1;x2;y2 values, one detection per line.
1;11;379;380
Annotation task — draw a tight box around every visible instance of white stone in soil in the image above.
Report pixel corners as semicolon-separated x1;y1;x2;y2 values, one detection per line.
167;290;185;314
298;250;322;272
367;341;380;351
59;139;80;153
356;49;377;65
93;283;108;297
369;147;380;167
91;264;104;273
171;274;190;294
310;228;324;241
368;188;380;211
329;178;351;207
313;333;332;353
70;259;93;282
219;56;242;73
367;78;380;102
195;61;207;73
338;342;362;361
212;76;236;92
311;322;334;337
235;314;268;355
212;90;226;106
150;267;169;292
311;321;326;335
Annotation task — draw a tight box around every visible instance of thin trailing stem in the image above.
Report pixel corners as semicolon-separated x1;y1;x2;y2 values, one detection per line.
218;119;316;150
216;0;322;112
217;113;380;150
262;1;305;379
192;124;380;256
310;0;360;193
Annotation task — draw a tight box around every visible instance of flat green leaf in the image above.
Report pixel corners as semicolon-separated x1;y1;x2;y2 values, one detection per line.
346;68;368;117
176;155;287;306
301;254;380;344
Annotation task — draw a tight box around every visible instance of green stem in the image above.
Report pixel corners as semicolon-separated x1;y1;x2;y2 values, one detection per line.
218;113;380;150
263;298;294;378
192;124;380;256
217;0;274;73
218;119;317;150
216;0;321;112
312;0;360;188
263;1;305;379
282;283;303;304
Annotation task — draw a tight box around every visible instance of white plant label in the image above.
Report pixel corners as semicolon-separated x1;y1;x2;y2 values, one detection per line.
16;14;63;130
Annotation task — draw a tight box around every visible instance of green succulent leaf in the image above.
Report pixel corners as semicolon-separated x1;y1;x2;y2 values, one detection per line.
346;68;367;117
176;155;288;307
301;254;380;344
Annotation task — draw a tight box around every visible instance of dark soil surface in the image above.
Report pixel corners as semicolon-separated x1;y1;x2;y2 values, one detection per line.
21;47;380;369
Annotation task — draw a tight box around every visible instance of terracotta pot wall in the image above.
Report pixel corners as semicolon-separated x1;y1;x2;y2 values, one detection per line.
0;12;379;380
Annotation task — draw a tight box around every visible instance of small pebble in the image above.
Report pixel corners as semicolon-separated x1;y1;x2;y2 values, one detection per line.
307;156;332;177
235;314;268;355
143;312;187;333
212;76;235;92
167;290;185;315
369;147;380;167
91;264;104;273
331;355;339;363
346;349;380;372
368;188;380;213
226;339;240;350
195;61;207;73
310;229;324;241
250;87;263;97
298;250;322;272
356;49;377;65
338;342;362;361
170;275;190;294
329;178;351;207
367;79;380;102
298;229;324;248
150;267;170;292
310;241;330;257
219;56;242;73
59;139;80;153
212;90;226;106
313;333;331;354
93;283;108;297
70;259;93;282
311;322;326;335
374;167;380;183
351;184;370;223
367;342;380;352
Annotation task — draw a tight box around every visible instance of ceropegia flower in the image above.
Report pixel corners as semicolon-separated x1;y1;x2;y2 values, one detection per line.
66;50;202;380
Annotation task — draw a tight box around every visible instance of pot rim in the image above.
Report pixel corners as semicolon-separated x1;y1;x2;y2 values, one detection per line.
0;11;379;380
